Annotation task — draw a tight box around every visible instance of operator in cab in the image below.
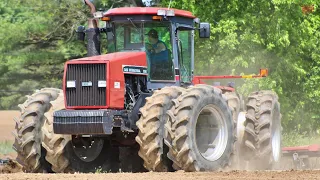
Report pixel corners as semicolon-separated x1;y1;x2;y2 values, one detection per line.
145;29;172;80
145;29;169;61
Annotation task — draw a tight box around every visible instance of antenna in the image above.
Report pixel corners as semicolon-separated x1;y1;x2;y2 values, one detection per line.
168;0;173;9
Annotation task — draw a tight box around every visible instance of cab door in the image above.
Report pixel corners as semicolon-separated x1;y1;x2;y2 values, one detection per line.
176;28;194;84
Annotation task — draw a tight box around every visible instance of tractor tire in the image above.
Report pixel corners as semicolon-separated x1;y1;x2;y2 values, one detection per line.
41;90;70;173
224;92;241;133
241;90;281;170
223;92;241;169
42;91;118;173
12;88;61;172
135;86;184;172
165;84;234;171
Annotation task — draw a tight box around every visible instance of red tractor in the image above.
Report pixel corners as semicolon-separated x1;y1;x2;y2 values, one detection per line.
13;1;281;173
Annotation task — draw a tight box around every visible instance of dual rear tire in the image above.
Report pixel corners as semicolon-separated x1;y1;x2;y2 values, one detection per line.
240;90;281;170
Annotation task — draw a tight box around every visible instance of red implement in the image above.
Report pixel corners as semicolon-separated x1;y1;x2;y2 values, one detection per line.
193;68;268;84
282;144;320;152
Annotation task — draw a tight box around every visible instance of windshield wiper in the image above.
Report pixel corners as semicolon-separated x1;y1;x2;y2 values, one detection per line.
127;18;143;39
127;18;138;29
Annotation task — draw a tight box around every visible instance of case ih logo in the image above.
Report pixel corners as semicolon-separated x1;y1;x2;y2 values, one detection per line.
81;81;93;87
123;66;147;75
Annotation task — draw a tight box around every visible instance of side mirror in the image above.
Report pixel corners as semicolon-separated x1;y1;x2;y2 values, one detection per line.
76;26;86;41
199;22;210;38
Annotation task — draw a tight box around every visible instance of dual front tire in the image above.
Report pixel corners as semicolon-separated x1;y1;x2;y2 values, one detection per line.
13;88;120;173
164;85;234;171
137;85;236;171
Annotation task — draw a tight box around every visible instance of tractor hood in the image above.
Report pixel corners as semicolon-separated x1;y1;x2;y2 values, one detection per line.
70;51;147;66
64;51;148;109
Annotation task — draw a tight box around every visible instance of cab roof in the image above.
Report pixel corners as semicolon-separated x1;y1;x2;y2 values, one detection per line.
104;7;195;19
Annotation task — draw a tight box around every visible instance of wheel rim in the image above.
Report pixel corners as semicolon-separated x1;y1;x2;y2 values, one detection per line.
72;138;104;162
271;109;281;162
236;112;246;143
195;104;228;161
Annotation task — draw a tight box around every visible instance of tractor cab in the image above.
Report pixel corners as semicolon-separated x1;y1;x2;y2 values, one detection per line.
80;7;210;89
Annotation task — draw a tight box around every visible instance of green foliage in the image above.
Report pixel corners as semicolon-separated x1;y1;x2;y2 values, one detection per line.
95;167;103;173
0;0;87;109
283;131;320;147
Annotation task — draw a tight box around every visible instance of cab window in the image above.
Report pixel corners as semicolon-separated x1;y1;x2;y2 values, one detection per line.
178;30;192;83
107;22;174;81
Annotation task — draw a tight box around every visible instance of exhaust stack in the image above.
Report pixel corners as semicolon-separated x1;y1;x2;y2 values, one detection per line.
84;0;100;57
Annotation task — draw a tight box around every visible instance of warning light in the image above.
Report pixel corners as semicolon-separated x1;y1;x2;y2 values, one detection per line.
101;17;110;21
260;69;268;77
152;16;163;20
301;5;314;14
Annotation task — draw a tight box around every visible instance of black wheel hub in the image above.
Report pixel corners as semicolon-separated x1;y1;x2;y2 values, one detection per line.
71;137;104;163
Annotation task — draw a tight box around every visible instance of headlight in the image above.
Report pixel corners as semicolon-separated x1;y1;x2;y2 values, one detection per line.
66;81;76;88
98;80;106;88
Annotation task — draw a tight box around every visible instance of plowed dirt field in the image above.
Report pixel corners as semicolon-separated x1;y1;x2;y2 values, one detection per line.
1;170;320;180
0;111;19;142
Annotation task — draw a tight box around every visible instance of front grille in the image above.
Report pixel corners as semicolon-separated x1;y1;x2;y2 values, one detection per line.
65;63;107;107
